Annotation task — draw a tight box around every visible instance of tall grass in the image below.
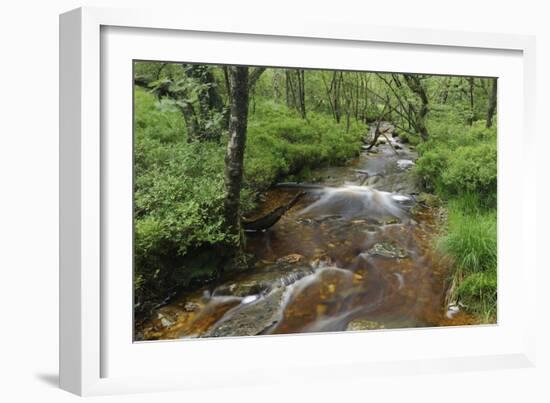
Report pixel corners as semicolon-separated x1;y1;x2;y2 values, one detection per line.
438;194;497;321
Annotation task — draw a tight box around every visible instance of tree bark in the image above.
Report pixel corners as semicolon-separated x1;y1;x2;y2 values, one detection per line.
223;66;249;246
486;78;497;128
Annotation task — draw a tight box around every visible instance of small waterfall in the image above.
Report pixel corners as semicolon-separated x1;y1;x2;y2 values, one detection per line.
299;185;407;220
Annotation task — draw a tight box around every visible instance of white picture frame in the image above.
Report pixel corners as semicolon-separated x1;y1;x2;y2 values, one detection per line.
59;6;537;396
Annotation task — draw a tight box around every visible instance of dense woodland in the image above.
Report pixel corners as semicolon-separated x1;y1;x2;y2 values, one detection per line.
134;62;497;323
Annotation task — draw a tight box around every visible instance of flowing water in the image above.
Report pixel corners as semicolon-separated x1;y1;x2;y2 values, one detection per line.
138;127;477;341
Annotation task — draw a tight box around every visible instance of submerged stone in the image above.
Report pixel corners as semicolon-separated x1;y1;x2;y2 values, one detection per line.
367;242;408;258
346;319;386;331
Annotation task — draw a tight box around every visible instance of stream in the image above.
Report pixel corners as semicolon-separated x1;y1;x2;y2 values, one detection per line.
137;123;477;340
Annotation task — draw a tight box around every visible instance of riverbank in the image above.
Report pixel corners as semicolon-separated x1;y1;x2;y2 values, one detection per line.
136;124;479;340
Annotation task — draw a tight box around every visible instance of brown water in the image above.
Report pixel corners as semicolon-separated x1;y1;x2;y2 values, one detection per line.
138;132;477;341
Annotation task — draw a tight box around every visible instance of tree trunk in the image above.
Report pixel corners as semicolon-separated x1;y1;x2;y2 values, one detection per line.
223;66;249;247
334;72;342;123
286;69;297;109
175;102;201;143
440;77;451;104
467;77;475;125
486;78;497;128
403;74;429;141
285;70;292;107
296;69;306;119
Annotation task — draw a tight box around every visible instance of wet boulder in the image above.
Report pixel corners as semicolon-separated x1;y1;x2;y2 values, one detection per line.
203;287;287;337
396;159;415;170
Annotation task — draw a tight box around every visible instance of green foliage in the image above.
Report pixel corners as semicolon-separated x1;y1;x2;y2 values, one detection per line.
415;120;497;207
396;132;421;146
134;89;231;312
245;101;363;189
441;143;497;204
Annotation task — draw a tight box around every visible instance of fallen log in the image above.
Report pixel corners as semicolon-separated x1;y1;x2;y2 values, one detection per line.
242;192;306;232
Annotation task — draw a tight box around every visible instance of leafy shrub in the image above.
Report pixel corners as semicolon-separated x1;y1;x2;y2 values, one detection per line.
414;149;449;192
441;143;497;205
134;89;231;312
133;89;366;313
244;100;364;189
415;120;497;206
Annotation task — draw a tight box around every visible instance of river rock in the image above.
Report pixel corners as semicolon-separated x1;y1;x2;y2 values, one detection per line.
276;253;305;264
156;312;176;328
397;159;415;170
367;242;408;258
346;319;385;331
204;287;286;337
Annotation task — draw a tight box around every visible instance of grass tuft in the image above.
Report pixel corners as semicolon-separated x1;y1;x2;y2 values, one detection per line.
438;194;497;322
